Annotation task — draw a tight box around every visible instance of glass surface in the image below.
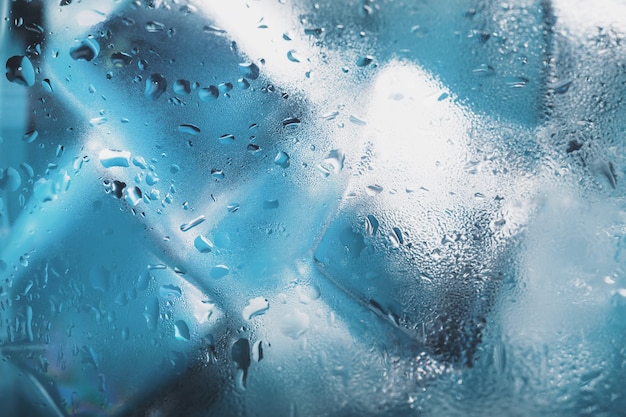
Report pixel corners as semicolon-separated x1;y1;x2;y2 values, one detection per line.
1;0;625;416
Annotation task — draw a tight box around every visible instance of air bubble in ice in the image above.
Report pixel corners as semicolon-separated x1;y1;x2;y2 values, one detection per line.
274;151;290;168
210;265;230;279
199;85;219;101
69;39;100;62
145;74;167;100
238;62;260;80
99;149;131;168
242;297;270;320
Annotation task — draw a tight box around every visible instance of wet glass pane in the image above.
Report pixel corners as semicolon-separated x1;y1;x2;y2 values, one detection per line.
1;0;625;416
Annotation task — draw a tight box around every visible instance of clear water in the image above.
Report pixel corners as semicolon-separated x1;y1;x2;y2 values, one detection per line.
1;0;626;416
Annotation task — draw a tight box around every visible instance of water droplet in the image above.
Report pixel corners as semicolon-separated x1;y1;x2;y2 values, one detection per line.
252;340;264;362
211;169;225;180
42;78;53;93
227;203;240;213
69;39;100;62
99;149;131;168
356;55;374;67
136;271;153;290
365;214;379;236
282;117;301;127
247;143;261;155
210;265;230;279
237;78;250;89
203;25;226;34
280;310;309;339
238;62;260;80
0;168;21;192
125;186;142;206
199;85;219;101
159;284;182;299
349;115;367;126
180;215;206;232
287;49;301;63
321;111;339;120
111;51;133;67
274;151;290;168
138;59;149;71
231;338;251;389
178;124;200;135
553;79;572;94
5;55;35;86
89;265;110;292
145;21;165;33
173;79;191;95
304;27;323;36
146;171;159;185
174;320;191;341
504;76;529;88
242;297;270;320
321;149;345;174
144;297;159;330
218;82;233;93
389;227;404;248
145;73;167;100
296;284;320;304
263;199;279;209
365;184;383;196
472;64;495;76
219;133;235;144
194;235;213;253
22;130;38;143
89;116;108;126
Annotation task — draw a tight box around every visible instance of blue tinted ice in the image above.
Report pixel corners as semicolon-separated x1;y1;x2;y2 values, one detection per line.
1;0;626;416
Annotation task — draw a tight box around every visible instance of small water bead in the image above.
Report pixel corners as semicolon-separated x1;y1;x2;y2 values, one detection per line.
274;151;290;168
69;39;100;62
194;236;213;253
144;74;167;100
178;124;200;135
145;21;166;33
242;297;270;320
180;215;206;232
173;79;191;95
111;52;133;67
199;86;219;101
99;149;131;168
238;62;260;80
